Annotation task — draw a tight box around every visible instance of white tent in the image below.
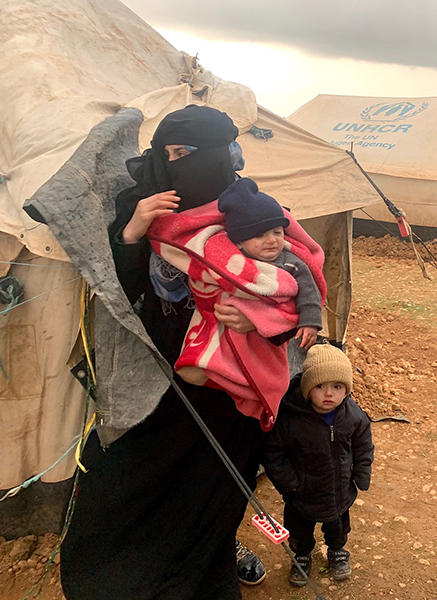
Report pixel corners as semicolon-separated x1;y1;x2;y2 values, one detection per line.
288;94;437;232
0;0;382;494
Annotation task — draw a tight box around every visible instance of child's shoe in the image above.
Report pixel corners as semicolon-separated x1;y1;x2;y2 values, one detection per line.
328;547;352;580
289;553;312;587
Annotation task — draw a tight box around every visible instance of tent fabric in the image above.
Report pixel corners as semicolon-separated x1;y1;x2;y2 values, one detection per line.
288;94;437;227
1;0;382;488
0;247;87;487
0;0;184;262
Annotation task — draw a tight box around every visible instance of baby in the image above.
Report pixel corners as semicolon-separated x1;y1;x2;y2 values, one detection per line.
218;177;322;349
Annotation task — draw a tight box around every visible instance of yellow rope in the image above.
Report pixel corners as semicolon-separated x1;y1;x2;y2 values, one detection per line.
75;280;96;472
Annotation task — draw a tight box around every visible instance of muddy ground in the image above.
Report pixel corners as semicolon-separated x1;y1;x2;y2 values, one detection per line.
1;235;436;600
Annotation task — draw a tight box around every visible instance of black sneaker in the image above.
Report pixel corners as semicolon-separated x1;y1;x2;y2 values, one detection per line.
289;554;312;587
328;548;352;580
236;540;266;585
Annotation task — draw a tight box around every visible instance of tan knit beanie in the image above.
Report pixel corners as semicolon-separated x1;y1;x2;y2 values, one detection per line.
301;344;353;399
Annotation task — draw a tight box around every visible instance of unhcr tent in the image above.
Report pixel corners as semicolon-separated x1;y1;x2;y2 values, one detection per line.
0;0;382;521
288;94;437;235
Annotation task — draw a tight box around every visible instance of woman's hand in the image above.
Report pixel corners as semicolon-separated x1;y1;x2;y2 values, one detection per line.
122;191;180;244
214;304;256;333
294;326;318;349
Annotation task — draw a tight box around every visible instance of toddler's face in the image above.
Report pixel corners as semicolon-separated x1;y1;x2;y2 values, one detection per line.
309;382;348;414
237;227;285;261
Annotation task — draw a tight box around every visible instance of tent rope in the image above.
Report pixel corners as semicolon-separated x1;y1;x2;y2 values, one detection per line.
0;260;78;271
0;435;88;502
75;280;97;472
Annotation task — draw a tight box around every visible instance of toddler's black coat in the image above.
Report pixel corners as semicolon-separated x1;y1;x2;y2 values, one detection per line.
263;374;374;522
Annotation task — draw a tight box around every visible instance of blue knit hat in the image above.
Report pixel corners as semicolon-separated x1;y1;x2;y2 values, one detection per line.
218;178;290;243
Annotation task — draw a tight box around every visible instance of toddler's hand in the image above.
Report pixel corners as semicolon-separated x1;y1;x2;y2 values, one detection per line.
295;326;318;349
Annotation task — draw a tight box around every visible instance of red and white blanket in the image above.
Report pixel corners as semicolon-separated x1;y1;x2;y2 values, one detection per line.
148;200;326;431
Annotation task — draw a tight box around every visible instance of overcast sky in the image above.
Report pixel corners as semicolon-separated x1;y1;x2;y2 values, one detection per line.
122;0;437;116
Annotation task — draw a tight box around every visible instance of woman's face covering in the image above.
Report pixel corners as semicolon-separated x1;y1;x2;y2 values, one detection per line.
163;144;236;212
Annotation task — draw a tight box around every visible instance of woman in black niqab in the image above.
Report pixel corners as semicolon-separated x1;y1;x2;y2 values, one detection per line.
109;104;239;236
61;105;263;600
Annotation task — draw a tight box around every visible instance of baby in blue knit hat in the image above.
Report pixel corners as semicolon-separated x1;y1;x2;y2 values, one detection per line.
218;177;322;349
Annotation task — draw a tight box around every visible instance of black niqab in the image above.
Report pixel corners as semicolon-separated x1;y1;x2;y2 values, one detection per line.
109;105;239;237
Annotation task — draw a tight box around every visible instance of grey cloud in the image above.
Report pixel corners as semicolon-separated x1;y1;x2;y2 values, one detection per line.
124;0;437;68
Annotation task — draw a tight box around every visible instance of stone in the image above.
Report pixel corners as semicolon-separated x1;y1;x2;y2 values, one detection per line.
27;558;38;568
8;536;37;562
355;499;364;506
393;516;408;524
320;577;331;586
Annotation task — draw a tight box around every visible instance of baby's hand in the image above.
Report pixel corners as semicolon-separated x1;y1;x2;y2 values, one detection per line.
294;326;318;349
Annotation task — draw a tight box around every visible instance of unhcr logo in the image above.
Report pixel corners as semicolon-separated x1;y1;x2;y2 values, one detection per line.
332;100;429;135
360;101;429;122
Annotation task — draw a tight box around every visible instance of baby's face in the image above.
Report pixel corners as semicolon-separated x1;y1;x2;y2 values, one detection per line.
309;382;348;414
237;227;285;261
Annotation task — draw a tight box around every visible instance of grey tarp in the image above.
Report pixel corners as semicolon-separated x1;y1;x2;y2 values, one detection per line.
24;107;171;447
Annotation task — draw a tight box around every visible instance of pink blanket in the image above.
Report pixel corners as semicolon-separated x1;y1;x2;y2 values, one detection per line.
148;200;326;431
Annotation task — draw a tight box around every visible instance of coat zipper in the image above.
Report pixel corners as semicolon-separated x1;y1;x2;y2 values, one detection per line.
329;422;343;518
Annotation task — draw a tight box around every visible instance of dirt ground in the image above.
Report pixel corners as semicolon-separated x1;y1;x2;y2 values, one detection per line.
1;235;437;600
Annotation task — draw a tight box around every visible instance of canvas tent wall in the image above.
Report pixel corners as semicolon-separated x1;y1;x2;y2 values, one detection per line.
1;0;381;530
288;94;437;238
